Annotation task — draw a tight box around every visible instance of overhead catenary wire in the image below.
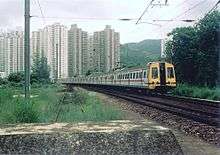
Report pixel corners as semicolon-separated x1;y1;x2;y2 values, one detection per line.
135;0;187;25
34;0;46;25
157;0;191;18
170;0;208;22
205;0;220;15
33;0;54;60
34;16;138;21
136;0;155;24
155;0;208;33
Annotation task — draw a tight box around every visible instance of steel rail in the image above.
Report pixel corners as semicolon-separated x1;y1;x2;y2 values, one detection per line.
87;87;220;127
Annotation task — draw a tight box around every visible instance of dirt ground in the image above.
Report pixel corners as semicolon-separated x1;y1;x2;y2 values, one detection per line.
95;91;220;155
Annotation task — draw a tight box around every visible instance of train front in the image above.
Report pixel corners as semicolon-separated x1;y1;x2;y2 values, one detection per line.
147;62;176;92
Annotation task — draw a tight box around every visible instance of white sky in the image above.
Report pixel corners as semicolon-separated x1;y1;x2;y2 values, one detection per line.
0;0;219;43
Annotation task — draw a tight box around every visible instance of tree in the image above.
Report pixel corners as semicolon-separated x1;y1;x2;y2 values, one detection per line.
31;54;50;84
195;11;220;87
165;11;220;87
0;77;7;85
165;26;199;85
8;72;24;83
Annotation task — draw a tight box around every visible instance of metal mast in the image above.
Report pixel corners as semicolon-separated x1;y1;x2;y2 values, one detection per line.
24;0;30;100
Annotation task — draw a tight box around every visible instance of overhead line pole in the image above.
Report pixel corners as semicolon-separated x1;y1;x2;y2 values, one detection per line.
24;0;30;100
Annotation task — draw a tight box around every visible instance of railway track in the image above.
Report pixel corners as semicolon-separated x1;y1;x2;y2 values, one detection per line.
86;87;220;127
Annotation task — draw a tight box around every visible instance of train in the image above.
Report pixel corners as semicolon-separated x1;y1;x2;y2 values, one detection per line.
61;61;176;92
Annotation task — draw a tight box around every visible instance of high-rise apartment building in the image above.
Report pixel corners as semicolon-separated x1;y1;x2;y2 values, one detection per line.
93;31;105;73
31;23;68;80
0;24;120;79
31;31;40;65
0;31;24;77
81;31;89;75
0;35;5;75
93;25;120;73
68;24;88;77
88;35;95;72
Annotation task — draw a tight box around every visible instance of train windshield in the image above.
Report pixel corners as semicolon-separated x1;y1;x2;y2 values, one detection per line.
167;67;174;78
152;67;159;79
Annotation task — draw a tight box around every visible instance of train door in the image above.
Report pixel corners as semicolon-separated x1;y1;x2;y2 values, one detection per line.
165;63;176;87
143;70;147;86
159;63;166;86
148;63;160;89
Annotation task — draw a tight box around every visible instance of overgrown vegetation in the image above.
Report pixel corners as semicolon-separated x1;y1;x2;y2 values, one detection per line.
0;86;123;124
57;90;122;122
165;11;220;87
171;84;220;101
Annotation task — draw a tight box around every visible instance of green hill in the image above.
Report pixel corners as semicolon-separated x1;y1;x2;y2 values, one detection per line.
120;39;161;68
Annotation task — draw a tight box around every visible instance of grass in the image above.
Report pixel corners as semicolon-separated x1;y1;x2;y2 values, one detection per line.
171;84;220;101
0;85;123;124
57;91;122;122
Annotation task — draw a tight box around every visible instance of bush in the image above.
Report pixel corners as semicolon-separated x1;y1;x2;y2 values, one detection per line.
172;84;220;100
0;77;7;85
13;100;39;123
8;72;24;83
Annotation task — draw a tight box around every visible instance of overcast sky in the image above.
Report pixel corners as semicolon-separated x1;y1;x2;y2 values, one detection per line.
0;0;219;43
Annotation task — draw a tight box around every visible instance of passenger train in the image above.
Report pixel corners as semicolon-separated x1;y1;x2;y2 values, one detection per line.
62;61;176;92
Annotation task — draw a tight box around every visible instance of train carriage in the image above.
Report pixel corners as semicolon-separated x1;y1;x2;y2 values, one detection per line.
62;61;176;92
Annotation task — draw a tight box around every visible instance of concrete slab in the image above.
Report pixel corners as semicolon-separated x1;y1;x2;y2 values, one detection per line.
0;120;183;155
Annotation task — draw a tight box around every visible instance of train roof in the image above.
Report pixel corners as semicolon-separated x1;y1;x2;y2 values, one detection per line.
115;67;145;72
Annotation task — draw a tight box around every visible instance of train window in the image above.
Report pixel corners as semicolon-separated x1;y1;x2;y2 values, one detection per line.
136;72;138;79
139;72;142;78
144;71;146;78
130;73;132;79
133;73;135;79
167;67;174;78
152;67;158;79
